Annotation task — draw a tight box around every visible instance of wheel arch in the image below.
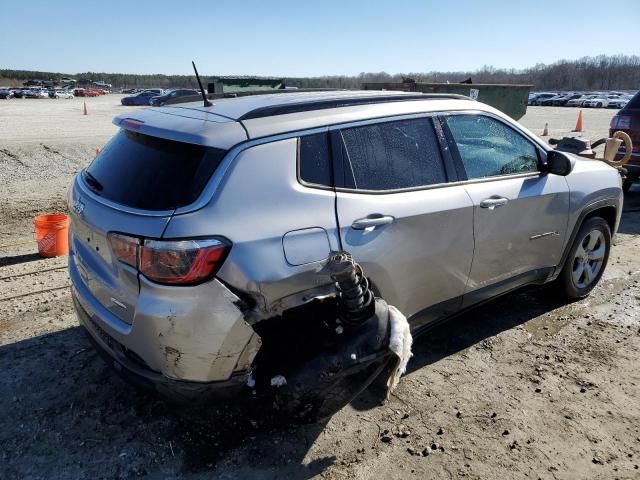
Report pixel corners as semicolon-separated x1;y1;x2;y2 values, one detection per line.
549;199;618;281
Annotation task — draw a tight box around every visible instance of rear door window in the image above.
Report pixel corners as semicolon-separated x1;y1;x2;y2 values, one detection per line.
85;129;227;210
338;118;447;190
444;114;539;179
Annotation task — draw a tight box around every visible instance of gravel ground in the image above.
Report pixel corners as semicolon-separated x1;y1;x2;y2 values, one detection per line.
1;96;639;479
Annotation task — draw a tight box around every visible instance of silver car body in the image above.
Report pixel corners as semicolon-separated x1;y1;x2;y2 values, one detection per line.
68;91;622;395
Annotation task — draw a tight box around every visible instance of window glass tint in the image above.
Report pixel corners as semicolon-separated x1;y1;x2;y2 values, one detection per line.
85;129;227;210
625;91;640;109
299;132;332;186
339;118;446;190
445;115;538;179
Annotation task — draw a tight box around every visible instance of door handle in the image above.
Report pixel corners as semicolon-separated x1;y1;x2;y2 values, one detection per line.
479;196;509;210
351;214;395;230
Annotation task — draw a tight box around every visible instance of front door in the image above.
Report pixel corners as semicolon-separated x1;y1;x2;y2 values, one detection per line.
440;113;570;305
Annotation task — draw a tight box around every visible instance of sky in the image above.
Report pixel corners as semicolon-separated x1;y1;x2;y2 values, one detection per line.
2;0;639;77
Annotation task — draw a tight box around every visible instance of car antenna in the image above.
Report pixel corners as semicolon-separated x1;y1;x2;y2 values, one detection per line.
192;61;212;107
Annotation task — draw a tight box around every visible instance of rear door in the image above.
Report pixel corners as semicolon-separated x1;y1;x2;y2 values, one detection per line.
332;115;474;323
440;113;569;306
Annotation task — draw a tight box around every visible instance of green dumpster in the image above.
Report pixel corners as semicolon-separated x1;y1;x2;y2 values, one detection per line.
416;83;532;120
208;77;285;95
362;82;533;120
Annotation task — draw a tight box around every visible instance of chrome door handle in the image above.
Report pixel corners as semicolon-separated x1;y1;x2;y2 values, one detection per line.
479;197;509;210
351;214;395;230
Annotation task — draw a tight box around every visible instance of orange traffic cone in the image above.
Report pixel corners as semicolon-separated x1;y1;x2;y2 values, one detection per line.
83;101;88;116
95;147;100;157
572;110;583;132
542;122;549;136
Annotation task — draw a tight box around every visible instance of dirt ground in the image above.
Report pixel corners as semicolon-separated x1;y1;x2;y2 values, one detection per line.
1;96;639;480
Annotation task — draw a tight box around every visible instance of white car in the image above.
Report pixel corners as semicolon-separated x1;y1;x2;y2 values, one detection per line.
566;94;599;107
583;95;620;108
608;96;631;109
55;90;74;99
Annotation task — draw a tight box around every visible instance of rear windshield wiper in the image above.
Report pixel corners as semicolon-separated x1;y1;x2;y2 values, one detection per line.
83;170;104;193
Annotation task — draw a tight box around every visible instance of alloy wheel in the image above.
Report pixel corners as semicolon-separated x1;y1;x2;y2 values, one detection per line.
571;230;606;289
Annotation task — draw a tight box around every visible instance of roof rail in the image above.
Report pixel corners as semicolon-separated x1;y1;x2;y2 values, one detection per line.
238;93;470;120
160;88;343;107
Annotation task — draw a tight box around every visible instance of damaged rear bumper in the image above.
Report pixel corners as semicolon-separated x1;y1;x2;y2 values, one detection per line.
73;291;248;400
70;256;261;398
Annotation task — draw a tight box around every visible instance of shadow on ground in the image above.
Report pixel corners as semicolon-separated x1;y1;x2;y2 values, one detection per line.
0;252;41;267
352;285;567;411
0;327;331;479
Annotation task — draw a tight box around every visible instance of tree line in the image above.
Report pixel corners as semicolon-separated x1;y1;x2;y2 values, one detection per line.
2;55;639;91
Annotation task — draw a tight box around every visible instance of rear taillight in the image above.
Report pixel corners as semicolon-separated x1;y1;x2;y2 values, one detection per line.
140;239;229;285
611;115;631;130
108;233;140;268
108;234;229;286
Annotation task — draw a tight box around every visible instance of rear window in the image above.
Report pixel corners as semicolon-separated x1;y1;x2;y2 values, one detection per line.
85;129;226;210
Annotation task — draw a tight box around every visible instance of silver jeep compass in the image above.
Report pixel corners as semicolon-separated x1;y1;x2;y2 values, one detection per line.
69;90;622;416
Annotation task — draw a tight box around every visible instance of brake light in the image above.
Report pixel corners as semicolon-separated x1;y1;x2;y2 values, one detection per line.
140;239;229;285
108;233;140;268
120;118;144;130
108;235;229;285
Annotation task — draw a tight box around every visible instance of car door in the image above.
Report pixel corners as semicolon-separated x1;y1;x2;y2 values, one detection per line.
440;113;570;306
331;115;475;325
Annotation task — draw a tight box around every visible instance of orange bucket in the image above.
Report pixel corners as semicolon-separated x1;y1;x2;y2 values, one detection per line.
34;214;70;257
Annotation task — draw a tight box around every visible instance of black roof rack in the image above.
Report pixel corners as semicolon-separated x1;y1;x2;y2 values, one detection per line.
160;88;342;107
238;93;470;120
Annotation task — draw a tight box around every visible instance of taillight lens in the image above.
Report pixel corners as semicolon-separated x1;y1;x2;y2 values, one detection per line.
108;234;229;286
108;233;140;268
611;115;631;130
140;239;229;285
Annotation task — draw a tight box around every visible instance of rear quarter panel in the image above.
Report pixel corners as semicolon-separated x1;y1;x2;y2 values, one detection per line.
163;137;341;316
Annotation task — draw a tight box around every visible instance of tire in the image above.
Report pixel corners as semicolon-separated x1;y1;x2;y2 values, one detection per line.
596;102;602;108
557;217;611;299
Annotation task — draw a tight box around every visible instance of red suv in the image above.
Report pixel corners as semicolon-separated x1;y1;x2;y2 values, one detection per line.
610;91;640;192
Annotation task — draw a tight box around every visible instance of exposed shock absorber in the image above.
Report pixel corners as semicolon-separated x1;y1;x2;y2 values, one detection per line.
326;252;375;327
269;251;412;423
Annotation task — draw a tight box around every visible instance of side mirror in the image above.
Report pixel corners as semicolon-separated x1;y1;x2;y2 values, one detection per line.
546;150;574;176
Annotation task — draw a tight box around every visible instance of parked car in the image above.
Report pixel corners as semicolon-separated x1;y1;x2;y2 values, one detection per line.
121;90;162;106
566;94;599;107
11;89;24;98
540;94;567;106
610;90;640;192
23;88;48;98
584;95;620;108
69;91;622;419
0;88;14;99
150;89;199;106
553;93;583;106
528;93;556;105
54;90;75;99
608;96;630;109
